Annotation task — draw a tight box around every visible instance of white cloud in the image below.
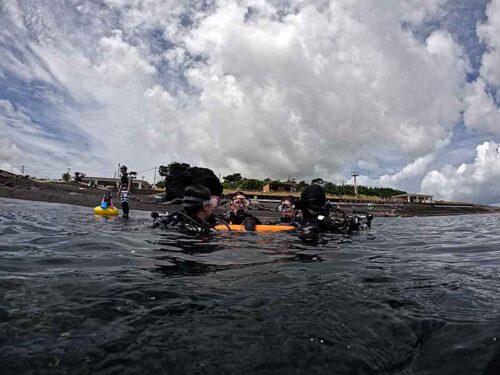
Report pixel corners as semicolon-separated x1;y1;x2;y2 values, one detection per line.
377;136;451;191
477;0;500;87
380;154;437;192
421;141;500;203
0;0;476;187
0;106;22;173
462;0;500;135
463;79;500;133
180;1;467;178
0;99;85;174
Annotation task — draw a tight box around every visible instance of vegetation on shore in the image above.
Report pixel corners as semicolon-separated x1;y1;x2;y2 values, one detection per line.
159;162;406;199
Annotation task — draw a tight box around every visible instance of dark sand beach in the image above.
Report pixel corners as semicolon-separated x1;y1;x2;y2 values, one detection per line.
1;169;499;218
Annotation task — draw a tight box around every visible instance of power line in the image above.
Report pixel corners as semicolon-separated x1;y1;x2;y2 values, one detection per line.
19;164;160;181
136;167;156;173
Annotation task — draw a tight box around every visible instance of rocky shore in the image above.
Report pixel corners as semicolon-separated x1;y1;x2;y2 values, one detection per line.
1;169;499;220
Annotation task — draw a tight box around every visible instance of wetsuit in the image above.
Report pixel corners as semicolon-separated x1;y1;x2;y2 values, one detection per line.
155;210;215;235
269;215;300;227
225;210;261;231
297;208;372;236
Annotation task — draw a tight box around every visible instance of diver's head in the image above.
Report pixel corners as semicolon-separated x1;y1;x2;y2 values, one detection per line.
278;196;296;219
230;191;250;214
183;184;216;221
299;184;326;216
202;175;223;208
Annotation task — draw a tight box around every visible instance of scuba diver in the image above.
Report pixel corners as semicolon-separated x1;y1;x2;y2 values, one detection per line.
271;196;301;226
202;175;223;212
224;191;261;231
295;184;373;235
152;184;219;234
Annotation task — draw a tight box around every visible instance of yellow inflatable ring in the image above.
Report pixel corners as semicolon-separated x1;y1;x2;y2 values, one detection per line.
94;206;119;216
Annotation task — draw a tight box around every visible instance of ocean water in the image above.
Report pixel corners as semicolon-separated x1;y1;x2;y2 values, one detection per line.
1;197;500;375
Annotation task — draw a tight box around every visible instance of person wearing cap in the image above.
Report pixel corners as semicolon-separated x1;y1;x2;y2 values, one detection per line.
155;184;218;234
117;165;132;218
224;191;261;231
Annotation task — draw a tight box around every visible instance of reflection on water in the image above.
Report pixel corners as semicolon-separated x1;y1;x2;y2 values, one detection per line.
1;198;500;374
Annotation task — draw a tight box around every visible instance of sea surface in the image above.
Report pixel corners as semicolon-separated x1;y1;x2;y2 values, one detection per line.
1;197;500;375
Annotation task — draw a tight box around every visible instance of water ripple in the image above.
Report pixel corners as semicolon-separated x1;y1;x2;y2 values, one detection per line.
1;198;500;374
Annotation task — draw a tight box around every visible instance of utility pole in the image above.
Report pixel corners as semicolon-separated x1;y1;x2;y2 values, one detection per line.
153;166;157;185
117;163;120;188
351;171;359;197
21;165;25;176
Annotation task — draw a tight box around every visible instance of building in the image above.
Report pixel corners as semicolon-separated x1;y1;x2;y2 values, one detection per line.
391;193;434;203
81;176;150;190
262;182;295;193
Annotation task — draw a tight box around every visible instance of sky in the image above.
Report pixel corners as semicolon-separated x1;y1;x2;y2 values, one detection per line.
1;0;500;204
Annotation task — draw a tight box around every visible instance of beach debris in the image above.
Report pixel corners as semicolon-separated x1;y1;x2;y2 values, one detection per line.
68;192;81;196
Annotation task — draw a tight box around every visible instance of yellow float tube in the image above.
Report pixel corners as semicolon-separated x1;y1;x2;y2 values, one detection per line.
215;224;295;232
94;206;119;216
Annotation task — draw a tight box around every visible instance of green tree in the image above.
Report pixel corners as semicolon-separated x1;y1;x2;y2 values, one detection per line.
223;173;243;184
311;177;324;185
158;161;220;200
295;180;308;192
159;162;190;177
239;178;264;191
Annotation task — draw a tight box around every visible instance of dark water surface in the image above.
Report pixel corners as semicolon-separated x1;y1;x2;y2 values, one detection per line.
1;198;500;375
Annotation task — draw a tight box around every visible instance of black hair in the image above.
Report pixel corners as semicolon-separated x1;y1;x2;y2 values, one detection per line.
202;176;223;197
298;184;326;212
281;196;295;203
183;184;211;216
231;191;247;200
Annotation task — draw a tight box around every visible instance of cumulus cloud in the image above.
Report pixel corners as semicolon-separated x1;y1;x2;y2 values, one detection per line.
463;0;500;134
0;106;22;173
477;0;500;87
378;136;451;192
422;141;500;203
463;78;500;133
180;1;468;178
0;99;87;175
0;0;491;195
380;154;438;192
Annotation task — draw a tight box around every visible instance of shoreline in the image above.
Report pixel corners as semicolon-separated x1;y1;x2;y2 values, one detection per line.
1;170;499;218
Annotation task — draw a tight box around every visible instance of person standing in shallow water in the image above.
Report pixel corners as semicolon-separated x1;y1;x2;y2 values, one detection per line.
117;165;132;218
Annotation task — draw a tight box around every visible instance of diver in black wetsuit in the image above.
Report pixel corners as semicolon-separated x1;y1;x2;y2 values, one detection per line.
224;191;261;231
152;184;219;234
295;184;373;236
270;196;301;226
